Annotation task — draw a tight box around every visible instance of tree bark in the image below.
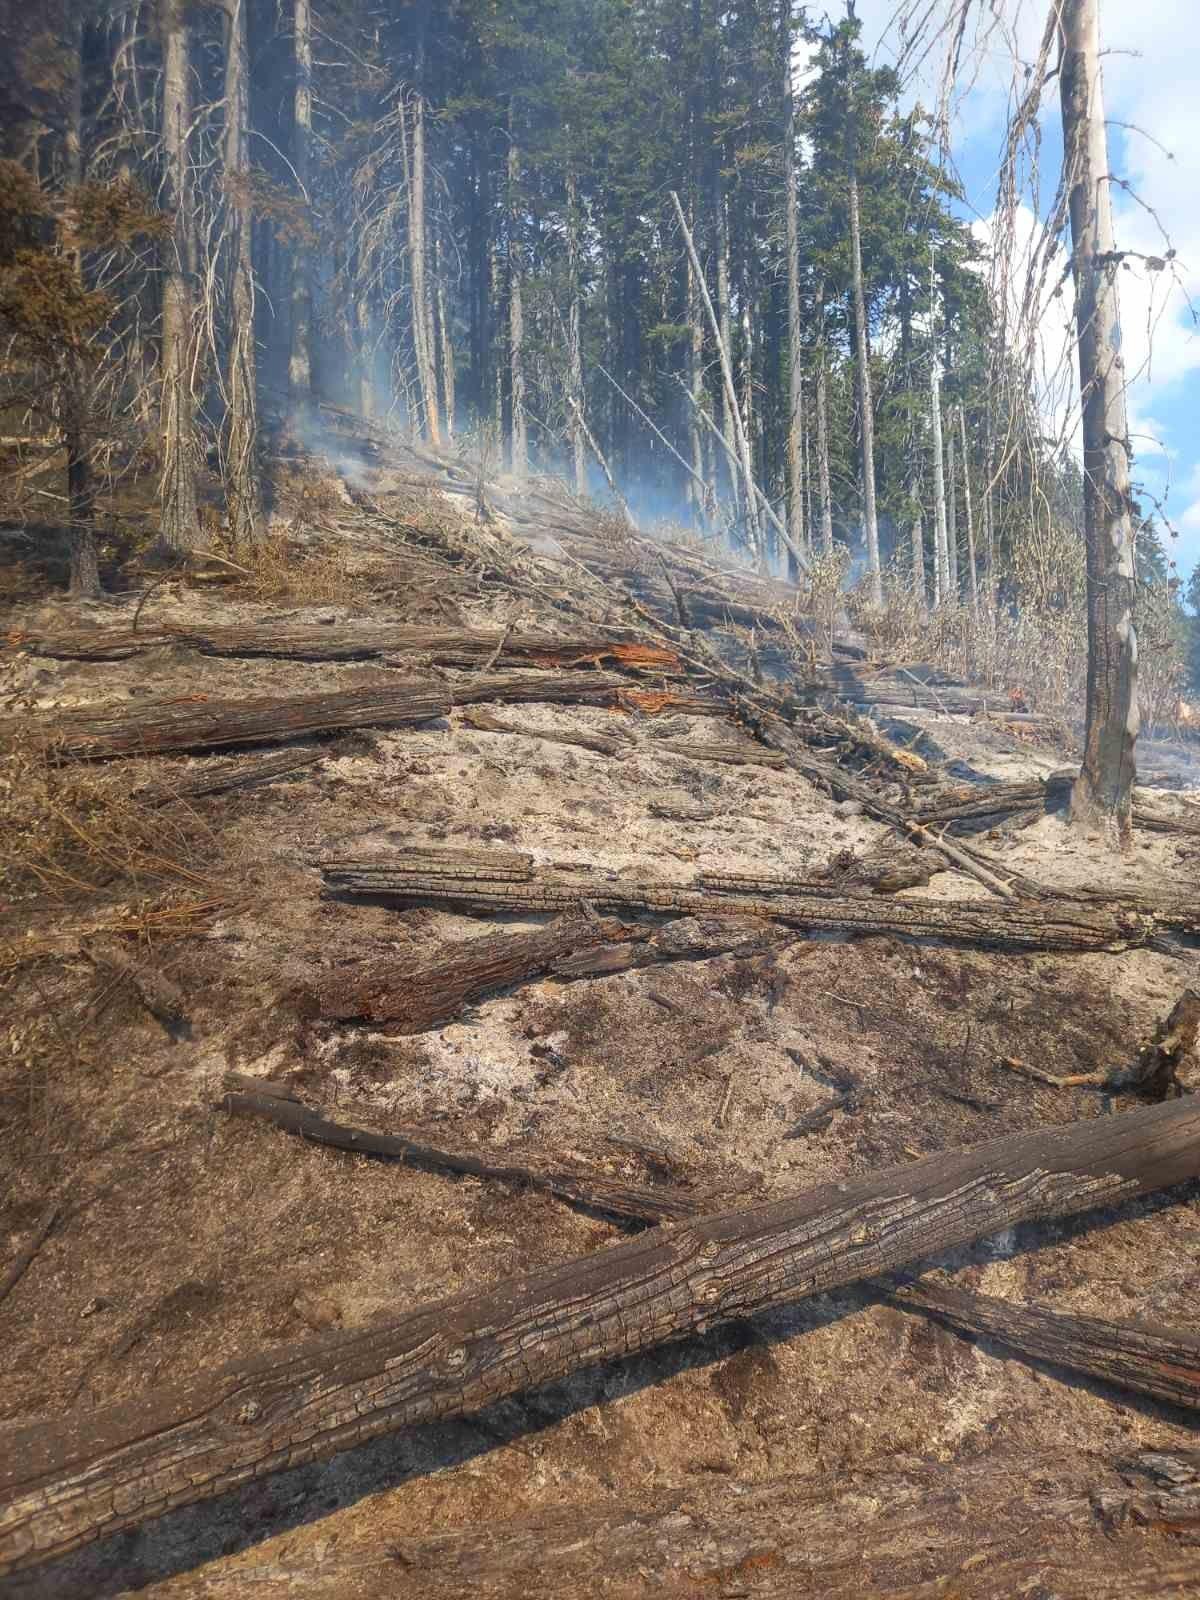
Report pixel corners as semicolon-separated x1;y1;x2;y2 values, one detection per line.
910;514;925;605
158;0;202;553
222;0;264;544
814;326;834;554
15;683;451;762
888;1278;1200;1412
319;851;1157;953
434;231;455;437
782;2;806;565
287;0;313;406
63;13;100;597
930;355;949;605
408;91;440;446
1059;0;1139;847
565;164;587;494
21;621;682;670
5;1099;1200;1575
669;192;760;555
221;1076;707;1226
507;131;527;483
958;404;979;609
945;417;959;593
846;167;880;604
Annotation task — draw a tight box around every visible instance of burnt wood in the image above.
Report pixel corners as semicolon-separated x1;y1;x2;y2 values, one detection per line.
220;1079;707;1227
14;623;682;672
7;684;452;762
888;1278;1200;1412
3;1096;1200;1573
320;853;1153;953
151;1449;1200;1598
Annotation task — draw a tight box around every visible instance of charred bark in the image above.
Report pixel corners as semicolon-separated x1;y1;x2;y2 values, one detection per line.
320;851;1154;953
888;1278;1200;1412
3;1096;1199;1573
220;1076;705;1226
13;684;451;762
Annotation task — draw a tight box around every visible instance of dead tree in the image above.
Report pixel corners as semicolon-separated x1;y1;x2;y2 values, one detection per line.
222;0;264;544
1059;0;1139;846
888;1278;1200;1412
320;850;1159;952
287;0;313;405
3;1096;1199;1573
14;683;451;761
158;0;202;552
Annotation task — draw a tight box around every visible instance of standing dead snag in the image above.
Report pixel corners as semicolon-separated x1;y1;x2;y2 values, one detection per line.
1059;0;1139;846
4;1096;1200;1574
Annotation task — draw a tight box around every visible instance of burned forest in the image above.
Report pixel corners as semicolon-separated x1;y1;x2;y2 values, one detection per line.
1;0;1200;1596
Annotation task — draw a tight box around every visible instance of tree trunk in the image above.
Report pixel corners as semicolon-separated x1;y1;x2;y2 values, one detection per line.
63;14;100;597
669;191;760;555
847;169;881;604
814;321;834;554
408;91;440;446
687;247;707;524
288;0;313;406
4;1096;1199;1573
434;232;455;438
566;164;587;494
946;419;959;595
959;404;979;608
13;683;451;762
1059;0;1139;847
716;194;738;514
910;514;925;606
223;0;264;545
783;13;805;563
930;352;949;605
888;1279;1200;1413
321;852;1160;953
506;129;528;482
158;0;202;554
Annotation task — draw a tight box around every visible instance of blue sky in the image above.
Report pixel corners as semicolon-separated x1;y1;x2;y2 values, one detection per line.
847;0;1200;599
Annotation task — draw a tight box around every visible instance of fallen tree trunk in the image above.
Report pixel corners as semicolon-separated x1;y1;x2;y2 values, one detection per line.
300;914;644;1031
4;1096;1200;1573
887;1278;1200;1412
221;1077;707;1226
12;622;682;673
299;912;778;1033
459;706;632;757
9;685;452;762
444;670;725;717
657;739;788;769
131;747;327;806
320;853;1153;953
151;1449;1200;1599
228;1060;1200;1420
6;675;721;764
914;774;1200;840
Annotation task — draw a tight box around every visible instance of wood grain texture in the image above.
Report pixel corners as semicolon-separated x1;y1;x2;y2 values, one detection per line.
888;1278;1200;1411
320;853;1152;952
7;685;451;762
147;1448;1200;1598
3;1096;1200;1574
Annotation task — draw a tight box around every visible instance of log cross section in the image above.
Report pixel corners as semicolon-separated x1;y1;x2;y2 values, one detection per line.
3;1097;1200;1574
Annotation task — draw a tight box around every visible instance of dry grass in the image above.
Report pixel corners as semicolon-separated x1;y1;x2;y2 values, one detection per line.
221;533;364;606
846;564;1188;733
0;738;234;979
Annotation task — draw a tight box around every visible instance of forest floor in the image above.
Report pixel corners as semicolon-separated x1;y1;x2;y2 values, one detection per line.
1;434;1199;1598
